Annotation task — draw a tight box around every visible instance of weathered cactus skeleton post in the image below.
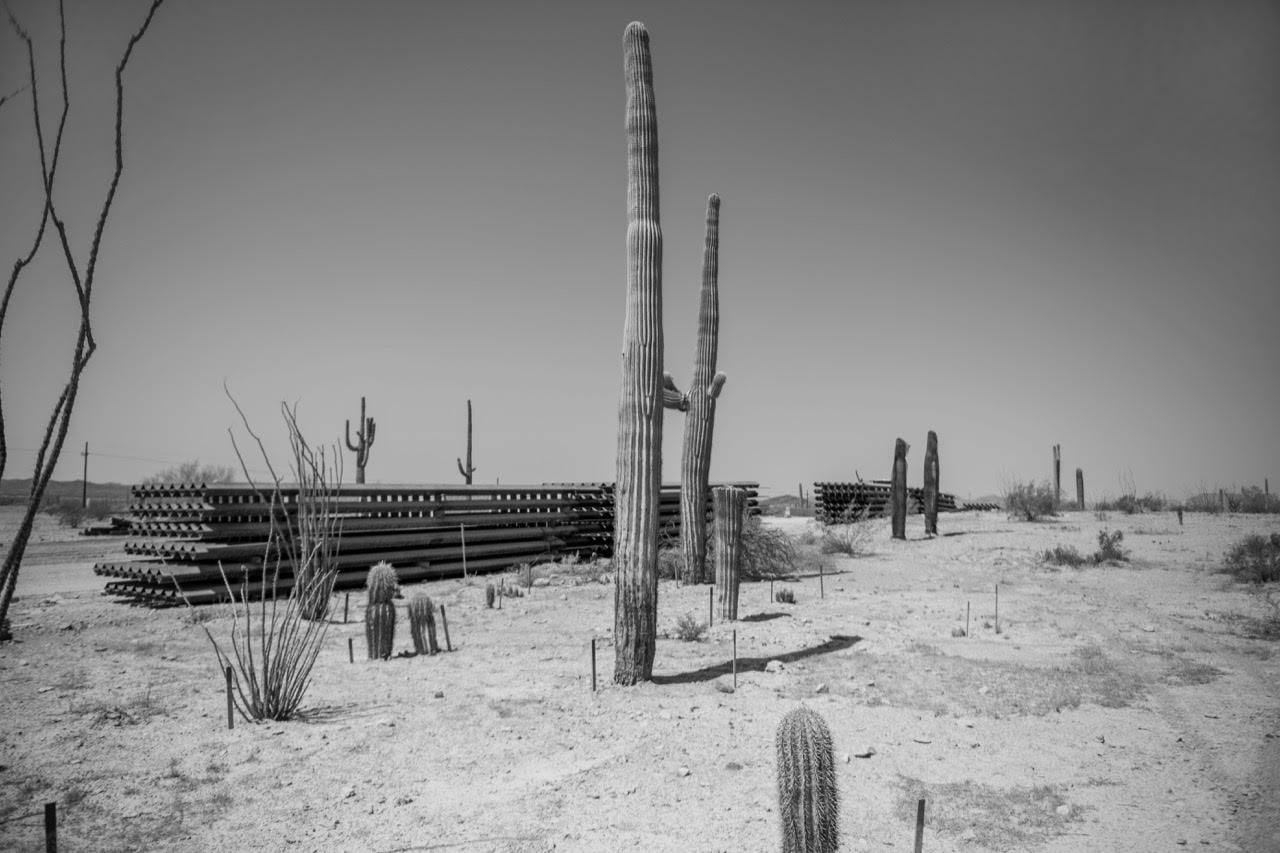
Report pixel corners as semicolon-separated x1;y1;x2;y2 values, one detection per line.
923;430;939;536
1076;468;1085;510
891;438;909;540
713;486;746;622
677;193;727;584
1052;444;1062;507
613;21;665;686
345;396;376;485
456;399;476;484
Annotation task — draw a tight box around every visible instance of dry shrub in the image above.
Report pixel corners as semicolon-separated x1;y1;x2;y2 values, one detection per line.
1220;533;1280;583
1093;529;1128;563
1004;480;1058;522
672;612;707;641
820;505;873;556
1043;545;1087;568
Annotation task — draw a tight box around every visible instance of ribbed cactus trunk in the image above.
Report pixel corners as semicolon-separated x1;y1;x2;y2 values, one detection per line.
1076;468;1085;510
923;430;939;537
891;438;908;540
613;21;664;686
345;396;375;485
777;706;840;853
1052;444;1062;508
680;193;726;584
713;486;746;621
456;399;476;484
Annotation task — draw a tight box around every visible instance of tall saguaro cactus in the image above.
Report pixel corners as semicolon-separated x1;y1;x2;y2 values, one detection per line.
891;438;908;540
713;486;746;621
345;396;376;485
923;430;939;536
776;706;840;853
613;21;665;686
680;193;727;584
456;399;476;484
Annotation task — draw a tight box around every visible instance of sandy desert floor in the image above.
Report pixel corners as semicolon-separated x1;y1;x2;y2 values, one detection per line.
2;505;1278;852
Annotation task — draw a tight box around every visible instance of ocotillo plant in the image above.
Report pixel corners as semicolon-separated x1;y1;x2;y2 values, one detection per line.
776;706;840;853
923;430;939;536
678;193;727;585
407;592;439;655
365;561;397;660
456;399;476;484
891;438;909;540
345;396;376;485
1076;468;1085;510
713;486;746;621
614;21;665;686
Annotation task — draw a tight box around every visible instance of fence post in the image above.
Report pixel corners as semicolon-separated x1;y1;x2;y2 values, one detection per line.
45;801;57;853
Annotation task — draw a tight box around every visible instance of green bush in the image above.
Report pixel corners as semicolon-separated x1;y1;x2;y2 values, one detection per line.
1220;533;1280;583
1004;480;1058;522
1043;545;1087;568
1093;529;1128;563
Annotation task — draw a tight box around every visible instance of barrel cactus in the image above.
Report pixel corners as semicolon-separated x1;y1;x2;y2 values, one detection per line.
365;561;398;660
407;592;440;656
776;705;839;853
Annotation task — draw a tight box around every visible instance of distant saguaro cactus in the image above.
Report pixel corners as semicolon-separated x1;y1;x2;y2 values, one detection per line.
1052;444;1062;507
713;486;746;621
407;592;439;655
923;430;939;536
891;438;908;540
456;399;476;484
776;706;840;853
679;193;727;584
345;396;376;485
613;21;665;686
365;561;398;660
1076;468;1085;510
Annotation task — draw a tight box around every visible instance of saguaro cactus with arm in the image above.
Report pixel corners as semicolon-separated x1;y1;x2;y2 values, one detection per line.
345;396;375;485
680;193;727;584
613;21;665;686
456;399;476;484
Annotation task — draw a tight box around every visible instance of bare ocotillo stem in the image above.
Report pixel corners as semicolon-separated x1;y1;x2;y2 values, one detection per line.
891;438;909;540
345;396;376;485
613;21;664;686
591;638;597;692
713;486;746;621
679;193;726;584
1076;468;1085;510
225;666;234;730
456;399;476;484
923;430;939;536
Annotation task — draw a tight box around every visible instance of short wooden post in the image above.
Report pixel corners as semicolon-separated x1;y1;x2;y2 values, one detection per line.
591;638;597;692
45;801;56;853
1053;444;1061;507
441;605;452;651
460;524;468;578
1177;507;1184;525
732;629;737;689
343;593;349;624
224;666;234;730
891;438;909;540
708;586;713;627
770;578;774;603
498;578;504;609
994;584;1000;634
966;602;970;638
347;637;354;663
819;561;824;599
913;798;925;853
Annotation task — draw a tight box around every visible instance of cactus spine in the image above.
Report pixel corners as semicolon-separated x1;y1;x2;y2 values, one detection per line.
776;706;840;853
679;193;726;584
345;396;376;485
614;21;664;686
407;592;439;655
456;399;476;484
891;438;908;540
365;561;398;660
923;430;939;536
712;486;746;621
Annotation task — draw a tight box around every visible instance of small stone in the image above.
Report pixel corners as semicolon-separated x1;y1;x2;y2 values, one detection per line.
677;766;690;777
1142;624;1156;633
342;787;356;799
1056;804;1071;817
765;660;785;674
978;686;990;695
433;690;444;699
724;762;742;771
814;683;829;694
533;578;551;588
713;679;735;694
842;754;851;763
951;627;966;637
854;746;875;759
394;795;413;806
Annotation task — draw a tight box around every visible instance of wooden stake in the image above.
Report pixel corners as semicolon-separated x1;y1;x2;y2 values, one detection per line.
224;666;234;730
460;524;468;578
498;578;503;609
966;602;970;638
45;801;56;853
343;593;349;624
348;637;354;663
709;586;714;627
819;561;824;599
914;798;925;853
591;638;597;692
770;578;774;603
441;605;453;651
995;584;1000;634
732;629;737;689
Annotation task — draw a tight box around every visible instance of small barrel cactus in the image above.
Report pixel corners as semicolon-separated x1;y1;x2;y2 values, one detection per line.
365;562;399;660
407;592;439;656
776;705;839;853
485;583;496;609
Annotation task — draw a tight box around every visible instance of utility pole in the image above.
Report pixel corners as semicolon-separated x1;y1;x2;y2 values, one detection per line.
81;442;89;508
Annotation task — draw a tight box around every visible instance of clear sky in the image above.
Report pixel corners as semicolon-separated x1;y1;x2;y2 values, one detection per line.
2;0;1277;500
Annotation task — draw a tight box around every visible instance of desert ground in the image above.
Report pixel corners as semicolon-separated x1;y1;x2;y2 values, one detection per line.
2;504;1278;852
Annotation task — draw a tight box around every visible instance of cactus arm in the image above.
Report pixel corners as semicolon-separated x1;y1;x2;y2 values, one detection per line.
662;372;688;411
708;372;726;399
344;419;358;452
457;399;476;483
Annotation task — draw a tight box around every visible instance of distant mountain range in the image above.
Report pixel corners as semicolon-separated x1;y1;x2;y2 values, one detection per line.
0;479;133;504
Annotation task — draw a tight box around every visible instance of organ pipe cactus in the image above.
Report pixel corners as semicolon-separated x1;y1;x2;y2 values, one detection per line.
923;430;939;536
365;561;397;660
407;592;439;655
680;193;727;584
712;486;746;621
776;705;840;853
891;438;908;540
614;21;664;685
456;399;476;484
345;396;376;485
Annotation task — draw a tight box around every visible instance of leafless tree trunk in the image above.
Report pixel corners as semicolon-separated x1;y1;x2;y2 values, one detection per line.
0;0;168;640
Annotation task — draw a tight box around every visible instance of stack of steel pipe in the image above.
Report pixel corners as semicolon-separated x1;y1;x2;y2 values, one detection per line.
812;481;960;525
96;481;758;606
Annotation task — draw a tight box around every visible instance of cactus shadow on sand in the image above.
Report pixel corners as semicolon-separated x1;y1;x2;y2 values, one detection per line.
652;634;861;685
